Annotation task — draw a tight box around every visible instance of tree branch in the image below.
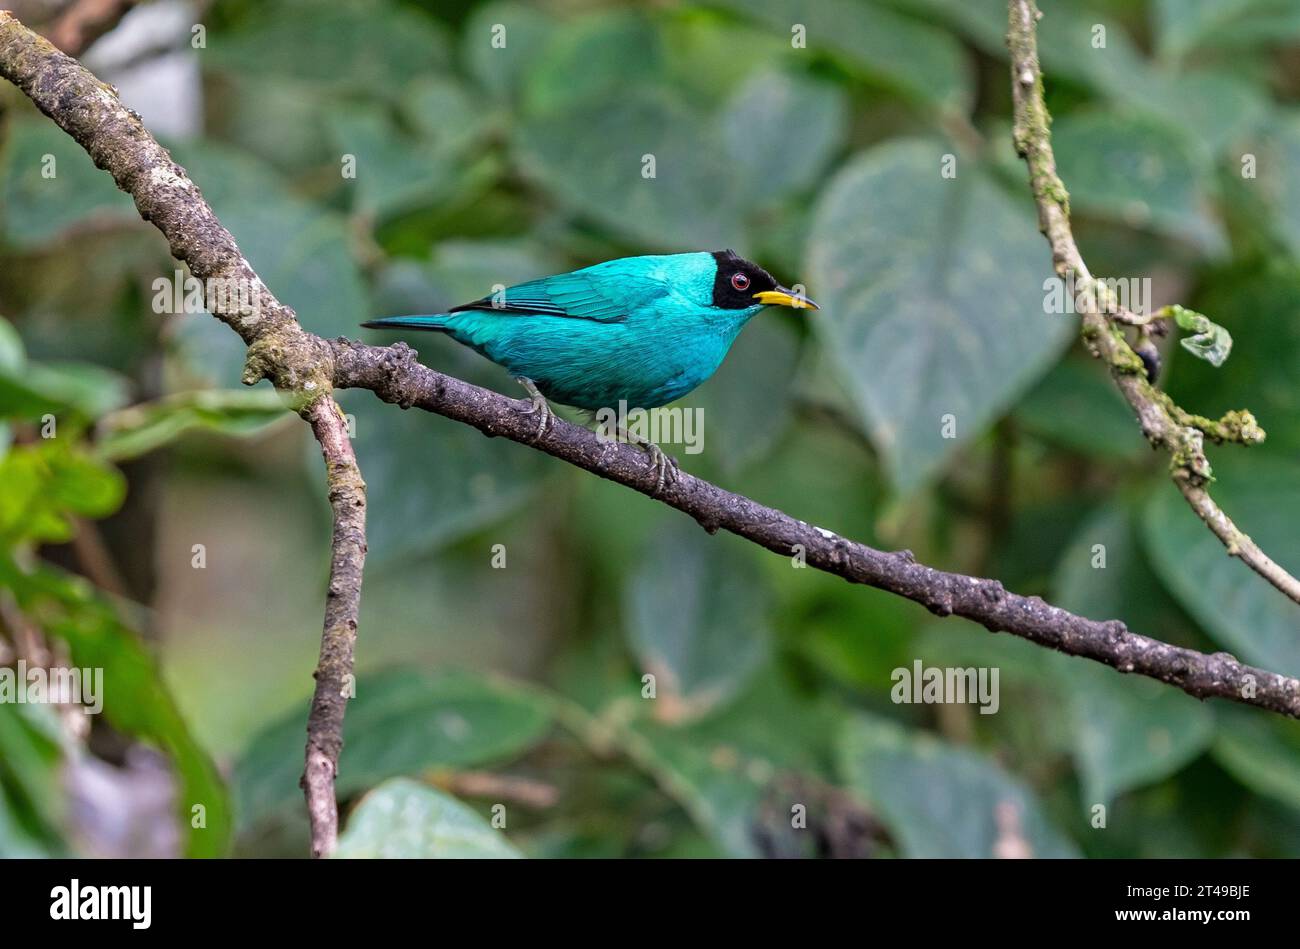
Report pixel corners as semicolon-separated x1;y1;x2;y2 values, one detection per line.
0;8;1296;869
1007;0;1300;607
327;339;1300;718
300;397;366;859
0;13;363;856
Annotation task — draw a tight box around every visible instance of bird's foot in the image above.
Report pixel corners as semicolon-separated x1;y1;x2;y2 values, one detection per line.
617;425;679;493
514;377;555;441
645;441;681;494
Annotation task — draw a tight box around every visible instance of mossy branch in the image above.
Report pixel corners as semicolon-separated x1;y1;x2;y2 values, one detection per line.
1;9;1299;865
1007;0;1300;607
0;12;364;857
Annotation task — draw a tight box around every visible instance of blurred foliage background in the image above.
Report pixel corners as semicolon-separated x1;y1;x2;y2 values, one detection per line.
1;0;1299;858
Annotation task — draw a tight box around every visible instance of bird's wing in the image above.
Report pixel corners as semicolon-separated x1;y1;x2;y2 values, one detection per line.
448;270;668;323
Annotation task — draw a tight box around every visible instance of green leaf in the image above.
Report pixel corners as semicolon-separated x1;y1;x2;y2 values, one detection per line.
0;313;130;423
1211;705;1300;812
1165;304;1233;367
0;559;231;857
837;714;1079;857
806;139;1072;489
685;315;802;474
1052;111;1223;254
613;673;843;858
1142;456;1300;677
0;442;125;544
340;389;544;564
1163;265;1300;454
521;10;664;116
327;104;493;221
1127;71;1270;157
96;388;291;463
334;778;521;858
1015;357;1147;460
889;0;1146;100
882;0;1007;55
326;109;452;220
1052;504;1214;805
205;1;450;95
1155;0;1300;59
1250;112;1300;259
462;2;557;102
236;668;553;829
708;0;970;112
0;359;130;421
624;523;772;721
892;0;1269;157
515;89;750;250
0;317;24;372
0;702;65;856
402;76;498;157
720;69;847;199
1034;7;1154;99
513;13;848;247
0;118;137;247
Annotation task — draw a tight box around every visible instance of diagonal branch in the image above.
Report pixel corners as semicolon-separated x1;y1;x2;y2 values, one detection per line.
0;3;1296;868
0;13;364;857
1007;0;1300;607
328;339;1300;720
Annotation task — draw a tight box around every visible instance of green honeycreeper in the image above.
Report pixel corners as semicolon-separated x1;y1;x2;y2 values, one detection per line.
362;250;817;485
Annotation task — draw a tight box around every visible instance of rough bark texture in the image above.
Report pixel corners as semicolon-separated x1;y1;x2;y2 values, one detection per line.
0;12;364;857
300;398;366;858
1;7;1298;863
329;339;1300;718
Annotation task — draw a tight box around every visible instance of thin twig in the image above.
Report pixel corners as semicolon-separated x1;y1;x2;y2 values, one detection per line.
1007;0;1300;607
0;13;363;857
71;516;130;597
434;770;559;810
300;398;366;858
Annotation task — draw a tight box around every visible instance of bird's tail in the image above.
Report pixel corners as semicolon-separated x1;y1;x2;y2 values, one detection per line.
360;314;455;333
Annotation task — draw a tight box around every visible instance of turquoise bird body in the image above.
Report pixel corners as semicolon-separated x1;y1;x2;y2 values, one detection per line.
362;250;816;485
363;250;816;410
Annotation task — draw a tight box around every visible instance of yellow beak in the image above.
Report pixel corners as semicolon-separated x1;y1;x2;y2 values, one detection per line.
754;287;819;310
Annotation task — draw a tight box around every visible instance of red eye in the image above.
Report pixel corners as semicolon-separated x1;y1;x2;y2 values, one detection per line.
731;272;750;291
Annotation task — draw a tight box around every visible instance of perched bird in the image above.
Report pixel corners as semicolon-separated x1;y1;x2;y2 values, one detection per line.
362;249;817;486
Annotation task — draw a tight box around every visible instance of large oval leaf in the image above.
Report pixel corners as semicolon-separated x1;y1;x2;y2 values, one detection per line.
236;668;552;830
837;714;1078;858
0;119;137;247
204;1;450;95
515;90;749;251
624;522;772;722
1052;111;1223;255
706;0;970;112
1053;504;1214;806
1211;705;1300;812
807;139;1072;489
720;69;847;199
335;778;521;858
